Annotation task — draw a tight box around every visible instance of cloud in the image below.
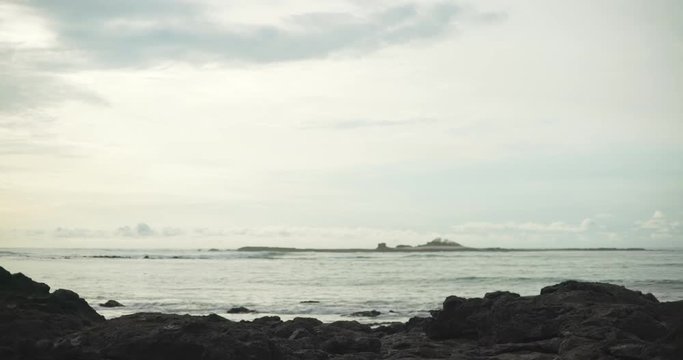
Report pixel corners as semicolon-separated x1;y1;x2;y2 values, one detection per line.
53;227;107;238
636;211;681;239
298;118;438;130
0;110;109;157
23;1;461;66
0;138;92;157
451;218;597;234
8;224;447;248
114;226;135;237
2;215;677;248
0;2;104;113
445;218;619;247
0;1;476;114
136;223;155;237
0;69;105;113
112;223;155;237
161;227;184;237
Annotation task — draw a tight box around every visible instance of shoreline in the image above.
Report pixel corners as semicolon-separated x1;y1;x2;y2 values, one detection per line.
1;265;681;359
236;246;648;252
0;246;663;252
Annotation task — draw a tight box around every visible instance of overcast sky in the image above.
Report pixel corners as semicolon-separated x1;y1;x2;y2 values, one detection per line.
1;0;681;248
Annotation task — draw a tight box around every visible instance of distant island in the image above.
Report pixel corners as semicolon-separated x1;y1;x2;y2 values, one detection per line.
237;238;645;252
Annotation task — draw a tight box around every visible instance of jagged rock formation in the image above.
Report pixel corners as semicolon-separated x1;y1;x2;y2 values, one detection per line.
426;280;682;359
0;266;680;359
0;266;105;359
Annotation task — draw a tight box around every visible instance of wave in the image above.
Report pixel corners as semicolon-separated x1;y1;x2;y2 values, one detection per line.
647;262;683;267
0;250;23;256
429;276;568;283
39;252;294;261
599;279;683;286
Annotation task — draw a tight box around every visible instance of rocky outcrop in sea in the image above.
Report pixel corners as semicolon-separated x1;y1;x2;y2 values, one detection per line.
0;265;680;359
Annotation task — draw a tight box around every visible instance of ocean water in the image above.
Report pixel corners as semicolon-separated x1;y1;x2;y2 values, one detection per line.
1;248;682;324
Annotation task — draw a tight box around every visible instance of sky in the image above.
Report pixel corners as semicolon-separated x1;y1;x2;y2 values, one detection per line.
0;0;681;249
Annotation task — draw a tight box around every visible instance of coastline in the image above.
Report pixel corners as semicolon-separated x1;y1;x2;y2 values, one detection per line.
1;265;680;359
236;238;647;252
236;246;648;252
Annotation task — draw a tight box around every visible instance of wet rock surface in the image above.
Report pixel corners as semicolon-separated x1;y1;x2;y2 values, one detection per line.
1;266;681;359
426;280;682;359
100;299;124;307
350;310;382;317
0;266;105;360
227;306;256;314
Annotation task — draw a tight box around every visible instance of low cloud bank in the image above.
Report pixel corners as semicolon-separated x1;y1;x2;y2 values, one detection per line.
0;211;679;249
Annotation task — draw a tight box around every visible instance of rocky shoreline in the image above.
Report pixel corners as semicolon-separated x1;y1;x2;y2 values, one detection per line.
1;265;680;359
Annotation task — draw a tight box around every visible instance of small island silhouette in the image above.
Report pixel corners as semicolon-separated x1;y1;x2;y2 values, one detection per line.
237;238;644;252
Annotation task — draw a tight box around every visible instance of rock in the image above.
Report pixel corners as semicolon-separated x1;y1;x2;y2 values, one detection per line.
540;280;659;305
372;322;404;335
252;316;281;326
274;317;322;338
2;267;681;360
0;267;50;295
100;299;124;307
288;328;311;340
62;313;283;360
227;306;255;314
405;316;430;333
350;310;381;317
426;280;682;359
328;320;372;333
320;335;381;354
0;266;105;359
484;290;521;300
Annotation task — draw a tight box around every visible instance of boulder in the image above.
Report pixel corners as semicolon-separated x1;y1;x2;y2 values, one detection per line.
426;280;681;359
2;267;681;360
350;310;381;317
227;306;255;314
100;299;124;307
0;266;105;359
58;313;282;360
0;266;50;295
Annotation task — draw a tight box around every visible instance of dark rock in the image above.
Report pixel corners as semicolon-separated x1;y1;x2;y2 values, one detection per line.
350;310;381;317
252;316;281;326
405;316;430;332
2;267;681;360
64;313;283;360
100;299;124;307
287;328;311;340
0;266;105;359
372;322;404;335
540;280;659;305
274;317;322;338
484;290;521;300
426;279;682;359
0;267;50;295
227;306;255;314
320;335;381;354
328;320;372;333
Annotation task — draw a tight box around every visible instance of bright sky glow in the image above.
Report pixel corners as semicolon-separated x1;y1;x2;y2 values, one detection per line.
1;0;681;248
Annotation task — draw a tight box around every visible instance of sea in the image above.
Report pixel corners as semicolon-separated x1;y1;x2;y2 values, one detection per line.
1;248;682;324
